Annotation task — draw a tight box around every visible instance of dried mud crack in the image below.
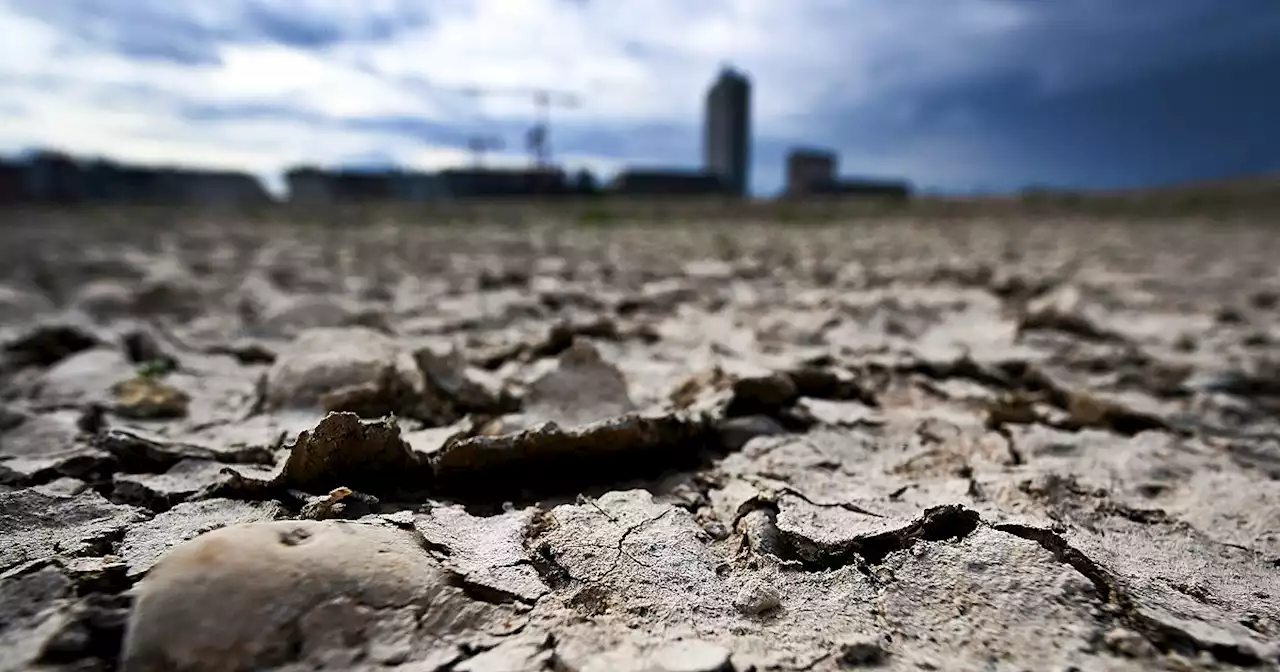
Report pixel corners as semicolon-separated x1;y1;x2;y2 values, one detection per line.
994;522;1275;667
2;212;1280;671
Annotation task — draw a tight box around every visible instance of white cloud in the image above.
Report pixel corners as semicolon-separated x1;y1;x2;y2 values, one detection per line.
0;0;1269;192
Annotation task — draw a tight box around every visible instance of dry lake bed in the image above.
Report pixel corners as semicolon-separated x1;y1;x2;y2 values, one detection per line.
1;210;1278;671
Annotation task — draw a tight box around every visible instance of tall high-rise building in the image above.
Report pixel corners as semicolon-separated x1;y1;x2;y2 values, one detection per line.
704;67;751;197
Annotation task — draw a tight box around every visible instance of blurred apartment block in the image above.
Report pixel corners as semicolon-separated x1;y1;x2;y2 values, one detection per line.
705;67;752;197
784;148;912;200
284;166;592;204
0;151;270;206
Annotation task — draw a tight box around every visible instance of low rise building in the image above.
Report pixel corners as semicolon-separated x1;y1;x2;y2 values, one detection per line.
609;169;727;196
437;168;570;198
820;178;912;200
785;148;837;196
285;168;335;205
0;159;27;203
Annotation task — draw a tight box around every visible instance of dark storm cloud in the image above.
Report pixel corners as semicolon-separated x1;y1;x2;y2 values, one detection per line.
951;45;1280;189
799;0;1280;192
1;0;431;65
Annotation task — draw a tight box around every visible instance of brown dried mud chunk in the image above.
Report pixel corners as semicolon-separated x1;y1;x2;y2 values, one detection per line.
263;327;421;411
120;328;178;371
121;520;508;672
131;267;204;320
215;412;425;496
57;554;130;595
523;338;636;427
669;366;735;409
206;340;277;365
3;323;99;369
772;494;902;566
274;412;425;493
429;414;708;496
834;635;888;667
770;490;981;567
526;317;636;360
0;489;147;571
319;362;417;419
112;459;234;511
679;364;876;428
414;345;514;419
0;410;110;486
95;428;274;472
726;373;799;417
296;485;375;520
1016;285;1124;343
414;505;549;604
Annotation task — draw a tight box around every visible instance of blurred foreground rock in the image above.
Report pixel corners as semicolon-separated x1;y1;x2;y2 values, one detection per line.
121;520;520;672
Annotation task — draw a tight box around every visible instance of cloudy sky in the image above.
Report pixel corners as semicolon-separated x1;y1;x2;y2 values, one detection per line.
1;0;1277;196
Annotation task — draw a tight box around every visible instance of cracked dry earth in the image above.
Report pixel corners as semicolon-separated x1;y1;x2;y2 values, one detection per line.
1;213;1279;672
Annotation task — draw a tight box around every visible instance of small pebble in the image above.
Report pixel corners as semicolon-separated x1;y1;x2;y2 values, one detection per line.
733;578;781;615
1103;627;1156;658
702;521;730;541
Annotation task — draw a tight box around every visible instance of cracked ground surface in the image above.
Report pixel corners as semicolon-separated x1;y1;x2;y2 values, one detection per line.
0;211;1278;671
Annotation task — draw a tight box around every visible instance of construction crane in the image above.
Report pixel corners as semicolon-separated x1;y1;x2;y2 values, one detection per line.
454;86;582;169
407;78;584;169
466;135;504;167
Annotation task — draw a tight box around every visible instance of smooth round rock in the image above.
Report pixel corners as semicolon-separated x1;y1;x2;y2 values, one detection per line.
121;520;454;672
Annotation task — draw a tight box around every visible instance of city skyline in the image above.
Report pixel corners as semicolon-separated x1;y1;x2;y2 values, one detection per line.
1;1;1277;197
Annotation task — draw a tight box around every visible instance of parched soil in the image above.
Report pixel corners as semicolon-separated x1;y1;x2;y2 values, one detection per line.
0;210;1278;672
